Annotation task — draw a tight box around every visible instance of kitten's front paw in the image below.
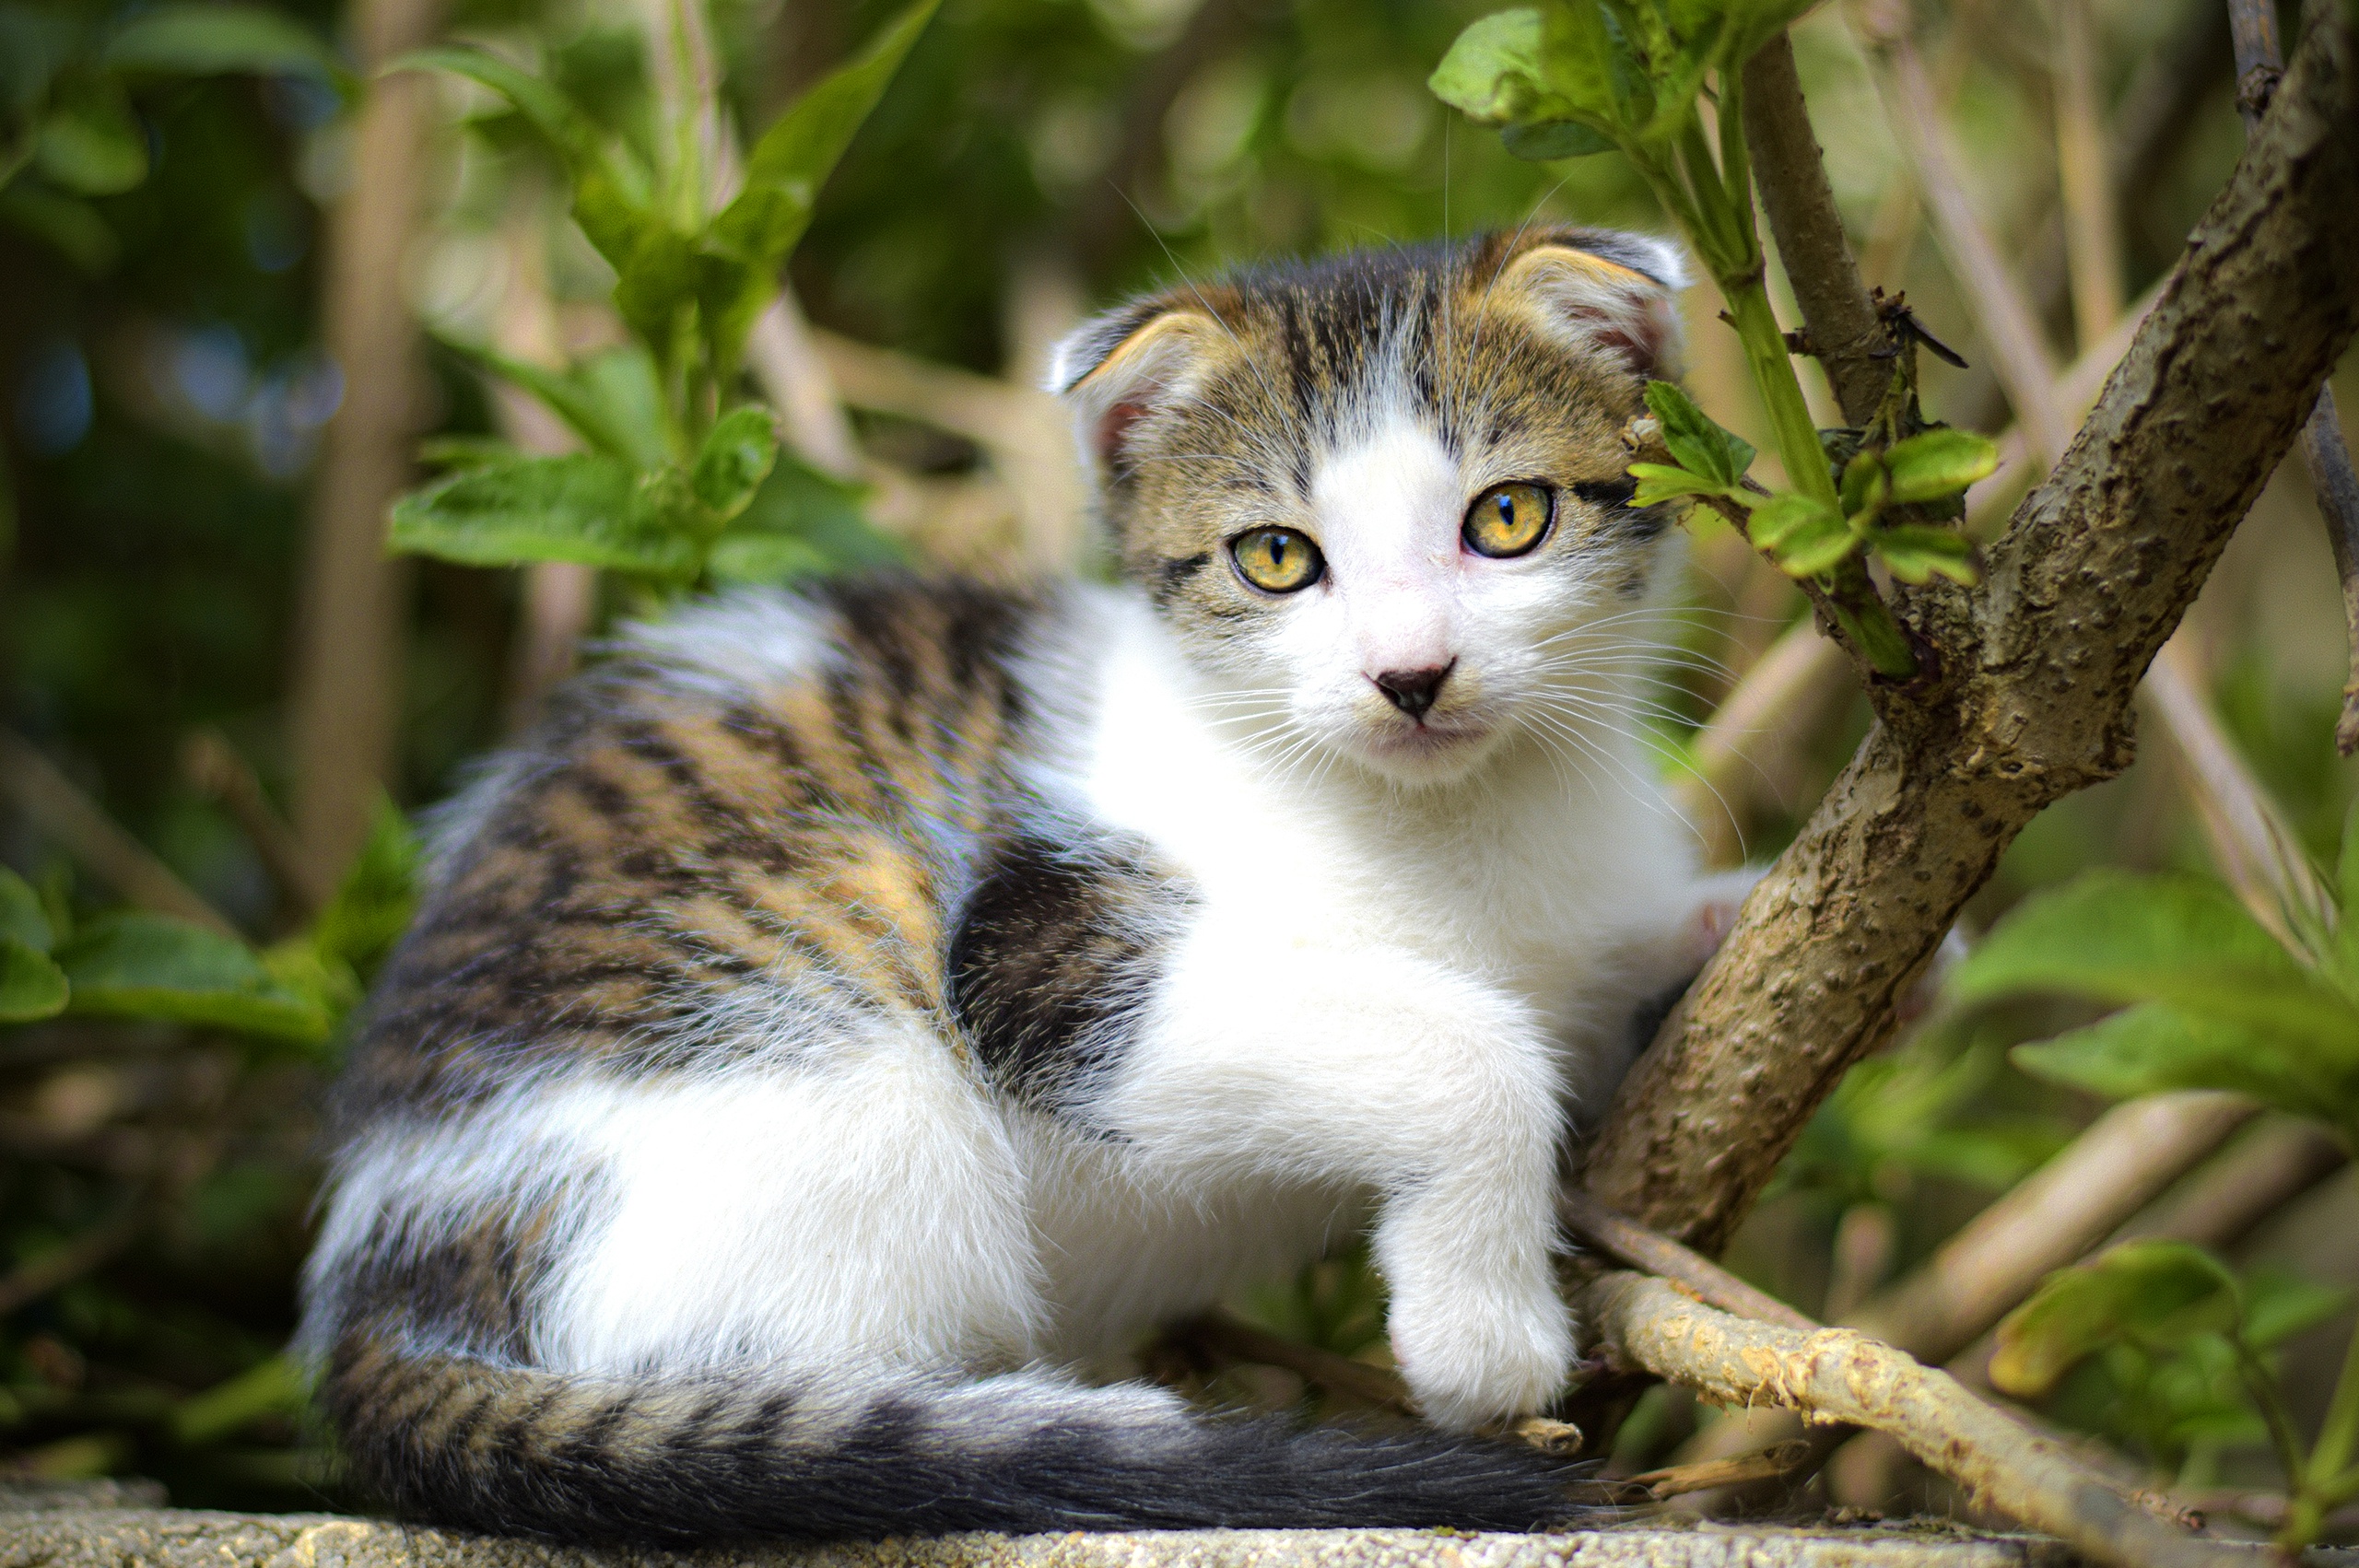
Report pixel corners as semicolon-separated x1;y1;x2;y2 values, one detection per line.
1390;1281;1575;1433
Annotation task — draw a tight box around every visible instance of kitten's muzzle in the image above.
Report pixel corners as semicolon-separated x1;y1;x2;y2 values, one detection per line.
1373;662;1455;720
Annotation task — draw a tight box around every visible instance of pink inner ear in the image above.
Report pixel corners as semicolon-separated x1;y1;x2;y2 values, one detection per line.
1096;401;1150;466
1588;297;1675;379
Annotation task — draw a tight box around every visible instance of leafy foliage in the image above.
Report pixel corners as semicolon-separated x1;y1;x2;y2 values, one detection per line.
385;1;934;599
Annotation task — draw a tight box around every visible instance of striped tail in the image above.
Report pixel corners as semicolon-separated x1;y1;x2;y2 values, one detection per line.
322;1324;1594;1542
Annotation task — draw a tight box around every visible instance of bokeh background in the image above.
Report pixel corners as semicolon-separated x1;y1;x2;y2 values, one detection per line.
2;0;2354;1532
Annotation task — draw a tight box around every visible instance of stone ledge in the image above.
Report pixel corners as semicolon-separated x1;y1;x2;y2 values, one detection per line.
6;1505;2354;1568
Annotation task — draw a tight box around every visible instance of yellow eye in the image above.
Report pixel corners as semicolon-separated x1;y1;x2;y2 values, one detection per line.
1229;528;1325;593
1462;482;1555;558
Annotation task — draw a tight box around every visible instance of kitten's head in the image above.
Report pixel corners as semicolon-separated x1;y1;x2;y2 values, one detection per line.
1051;227;1690;787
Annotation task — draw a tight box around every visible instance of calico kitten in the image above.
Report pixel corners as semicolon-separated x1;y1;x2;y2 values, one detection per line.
299;225;1731;1542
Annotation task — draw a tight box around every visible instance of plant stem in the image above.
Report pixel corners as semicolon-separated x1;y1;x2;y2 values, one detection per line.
2287;1318;2359;1547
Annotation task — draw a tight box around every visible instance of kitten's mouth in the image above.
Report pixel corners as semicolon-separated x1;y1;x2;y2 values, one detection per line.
1363;716;1492;763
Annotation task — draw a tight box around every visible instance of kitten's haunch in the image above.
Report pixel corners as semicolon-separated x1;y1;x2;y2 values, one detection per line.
300;228;1739;1540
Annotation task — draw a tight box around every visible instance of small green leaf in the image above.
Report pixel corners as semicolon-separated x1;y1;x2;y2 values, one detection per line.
388;452;699;580
0;183;119;272
1628;462;1734;507
1430;9;1571;127
1949;869;2359;1059
2240;1268;2353;1350
1991;1240;2239;1398
0;937;69;1024
0;867;54;954
573;346;669;469
388;45;598;163
1872;523;1979;586
709;452;892;585
1883;427;2001;504
436;337;667;468
102;5;349;91
33;83;147;195
55;913;329;1044
1840;451;1886;518
2011;1003;2357;1133
1748;492;1855;577
692;406;780;526
1501;120;1617;159
1644;380;1755;489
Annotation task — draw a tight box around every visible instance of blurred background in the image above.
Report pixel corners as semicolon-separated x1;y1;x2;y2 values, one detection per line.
2;0;2354;1535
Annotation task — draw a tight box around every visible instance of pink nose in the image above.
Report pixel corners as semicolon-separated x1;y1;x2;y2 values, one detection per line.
1372;663;1453;718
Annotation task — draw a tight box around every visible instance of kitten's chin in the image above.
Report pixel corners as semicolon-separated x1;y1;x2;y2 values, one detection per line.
1348;719;1504;785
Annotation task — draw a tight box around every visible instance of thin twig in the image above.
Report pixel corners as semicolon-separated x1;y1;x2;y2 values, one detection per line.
2226;0;2359;756
1559;1188;1818;1333
1586;1271;2245;1568
1176;1311;1413;1415
180;731;324;918
0;731;237;937
1629;1439;1813;1500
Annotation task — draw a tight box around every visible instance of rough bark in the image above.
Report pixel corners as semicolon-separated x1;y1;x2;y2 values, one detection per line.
1580;6;2359;1253
284;0;443;887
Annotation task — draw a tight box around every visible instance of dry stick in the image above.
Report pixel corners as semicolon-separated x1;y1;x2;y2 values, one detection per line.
1587;1272;2246;1568
180;731;323;918
0;731;236;938
284;0;442;891
1178;1311;1413;1415
1865;0;2336;939
2053;0;2125;346
1580;2;2357;1256
2227;0;2359;758
1558;1188;1817;1333
1630;1440;1814;1501
1676;1092;2259;1469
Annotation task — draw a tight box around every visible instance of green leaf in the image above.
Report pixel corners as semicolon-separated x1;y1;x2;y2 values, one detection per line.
1644;380;1755;488
1949;869;2359;1059
0;937;69;1024
388;45;600;163
1430;10;1584;128
2012;1003;2359;1136
1883;427;2001;505
2336;797;2359;986
436;337;667;468
1501;119;1617;159
309;795;417;981
32;82;147;195
1748;491;1855;577
1628;462;1734;507
2240;1268;2353;1350
703;0;939;358
1991;1240;2239;1398
1840;451;1886;518
388;452;700;579
691;406;780;526
1872;523;1979;586
54;913;329;1044
102;5;349;91
0;867;54;954
709;451;890;585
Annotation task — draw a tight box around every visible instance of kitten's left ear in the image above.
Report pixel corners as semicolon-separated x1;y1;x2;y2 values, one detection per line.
1493;228;1690;380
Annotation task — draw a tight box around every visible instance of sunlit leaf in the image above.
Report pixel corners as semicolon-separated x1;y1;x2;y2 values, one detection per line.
692;406;780;527
1883;427;2001;505
33;82;147;194
1991;1240;2238;1398
1501;120;1617;159
436;336;667;469
2011;1002;2359;1138
1949;869;2359;1059
573;346;669;470
103;5;349;92
310;795;417;981
1644;380;1755;488
1430;10;1591;130
388;452;699;579
54;913;329;1044
0;937;69;1023
1748;492;1854;577
388;45;599;163
1628;462;1733;507
709;453;891;585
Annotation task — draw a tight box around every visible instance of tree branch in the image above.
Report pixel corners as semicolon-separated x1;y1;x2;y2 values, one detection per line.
1585;1272;2244;1568
1581;5;2359;1253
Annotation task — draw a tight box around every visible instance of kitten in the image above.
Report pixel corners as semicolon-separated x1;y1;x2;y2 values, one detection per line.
299;225;1731;1543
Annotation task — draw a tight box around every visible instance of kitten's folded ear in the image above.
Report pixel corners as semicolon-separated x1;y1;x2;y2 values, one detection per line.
1487;227;1690;380
1048;300;1228;470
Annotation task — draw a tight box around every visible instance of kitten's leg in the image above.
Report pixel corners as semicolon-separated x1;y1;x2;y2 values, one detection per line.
1089;933;1571;1432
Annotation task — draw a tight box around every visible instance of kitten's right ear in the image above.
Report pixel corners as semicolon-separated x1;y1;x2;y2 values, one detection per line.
1048;303;1226;471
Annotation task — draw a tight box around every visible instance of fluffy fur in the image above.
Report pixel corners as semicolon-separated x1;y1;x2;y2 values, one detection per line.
299;226;1732;1542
